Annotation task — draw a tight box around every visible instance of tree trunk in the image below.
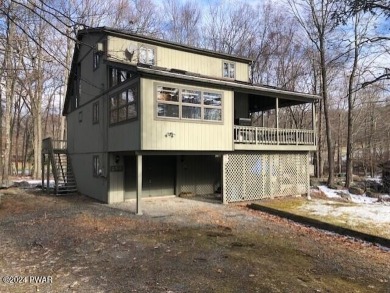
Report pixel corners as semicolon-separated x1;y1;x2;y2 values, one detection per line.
2;9;16;186
319;37;335;186
0;91;3;183
345;15;360;188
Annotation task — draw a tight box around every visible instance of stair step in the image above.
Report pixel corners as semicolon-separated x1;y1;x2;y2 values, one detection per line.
47;150;77;194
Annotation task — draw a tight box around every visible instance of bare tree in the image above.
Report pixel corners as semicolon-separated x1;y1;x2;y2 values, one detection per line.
288;0;341;186
109;0;162;36
1;1;18;185
162;0;201;46
334;0;390;85
344;12;368;186
202;2;258;56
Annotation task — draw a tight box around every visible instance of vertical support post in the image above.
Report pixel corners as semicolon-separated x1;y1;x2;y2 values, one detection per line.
307;152;311;199
262;111;264;127
255;127;258;145
222;154;227;204
136;154;143;215
276;98;279;145
175;155;180;196
41;154;45;192
46;154;50;194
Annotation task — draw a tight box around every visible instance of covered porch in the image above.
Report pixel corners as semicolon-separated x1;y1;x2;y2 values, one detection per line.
233;89;317;151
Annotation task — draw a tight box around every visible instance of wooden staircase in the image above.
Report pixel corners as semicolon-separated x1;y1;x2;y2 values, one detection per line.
42;138;77;194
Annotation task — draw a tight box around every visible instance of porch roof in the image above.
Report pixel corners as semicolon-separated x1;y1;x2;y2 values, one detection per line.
136;65;321;106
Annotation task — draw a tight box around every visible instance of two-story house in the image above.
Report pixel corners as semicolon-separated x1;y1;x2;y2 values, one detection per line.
48;27;318;210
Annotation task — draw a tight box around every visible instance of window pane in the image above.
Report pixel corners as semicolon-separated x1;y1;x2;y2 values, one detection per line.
157;86;179;102
147;48;155;65
139;47;147;63
229;63;235;78
119;91;127;106
204;108;222;121
182;106;201;119
157;103;179;118
204;92;222;106
110;110;118;124
110;68;118;87
110;96;117;109
223;62;229;77
93;53;100;69
117;70;123;82
127;88;135;103
118;106;127;122
182;89;201;104
127;104;137;119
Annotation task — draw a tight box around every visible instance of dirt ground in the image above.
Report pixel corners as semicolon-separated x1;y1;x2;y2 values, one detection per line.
0;188;389;293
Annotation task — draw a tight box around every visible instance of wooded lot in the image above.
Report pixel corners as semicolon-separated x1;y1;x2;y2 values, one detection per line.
0;0;389;187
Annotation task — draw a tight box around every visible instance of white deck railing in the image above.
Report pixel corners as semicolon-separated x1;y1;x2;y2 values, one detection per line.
234;126;316;146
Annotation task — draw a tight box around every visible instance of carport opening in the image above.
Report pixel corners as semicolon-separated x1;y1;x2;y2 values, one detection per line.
177;155;222;202
123;154;222;202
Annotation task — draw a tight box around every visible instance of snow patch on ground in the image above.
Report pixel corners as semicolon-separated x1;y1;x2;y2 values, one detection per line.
307;185;390;229
301;200;390;224
317;185;379;204
12;179;55;188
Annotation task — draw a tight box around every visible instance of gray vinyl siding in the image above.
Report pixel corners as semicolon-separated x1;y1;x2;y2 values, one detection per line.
70;153;108;202
66;98;106;154
108;153;125;203
78;33;107;106
108;122;140;151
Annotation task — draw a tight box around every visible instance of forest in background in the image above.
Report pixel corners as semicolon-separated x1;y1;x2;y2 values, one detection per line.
0;0;389;187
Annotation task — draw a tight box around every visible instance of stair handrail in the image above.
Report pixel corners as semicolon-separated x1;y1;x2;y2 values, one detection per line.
47;138;59;194
58;154;67;182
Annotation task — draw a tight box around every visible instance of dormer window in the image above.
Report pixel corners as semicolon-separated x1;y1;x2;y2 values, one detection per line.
223;61;235;79
139;45;155;65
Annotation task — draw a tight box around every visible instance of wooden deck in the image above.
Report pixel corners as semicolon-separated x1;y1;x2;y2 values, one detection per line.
234;126;316;151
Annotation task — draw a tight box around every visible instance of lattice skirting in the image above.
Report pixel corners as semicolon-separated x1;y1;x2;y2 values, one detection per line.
224;152;309;203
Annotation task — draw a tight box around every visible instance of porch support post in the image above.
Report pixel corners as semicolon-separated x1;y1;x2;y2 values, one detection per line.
276;98;279;145
136;154;143;215
222;154;228;204
262;111;264;127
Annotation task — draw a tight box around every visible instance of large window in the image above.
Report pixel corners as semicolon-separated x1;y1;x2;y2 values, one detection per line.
139;45;155;65
223;61;235;79
157;85;222;122
110;85;137;125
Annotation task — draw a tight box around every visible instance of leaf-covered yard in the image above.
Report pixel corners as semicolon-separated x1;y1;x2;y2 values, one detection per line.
0;188;389;293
